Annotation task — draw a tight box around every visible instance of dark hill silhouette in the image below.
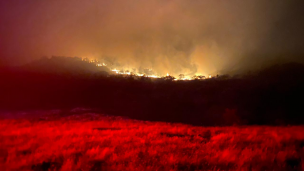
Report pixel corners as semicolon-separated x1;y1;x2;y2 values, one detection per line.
1;62;304;125
256;62;304;81
19;56;110;76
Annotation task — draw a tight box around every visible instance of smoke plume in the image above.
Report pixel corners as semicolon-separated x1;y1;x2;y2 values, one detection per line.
1;0;303;76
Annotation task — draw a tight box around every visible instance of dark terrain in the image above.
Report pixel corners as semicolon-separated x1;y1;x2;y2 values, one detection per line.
1;58;304;170
1;58;304;126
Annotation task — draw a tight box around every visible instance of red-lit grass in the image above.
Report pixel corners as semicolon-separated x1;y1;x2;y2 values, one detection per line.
0;112;304;170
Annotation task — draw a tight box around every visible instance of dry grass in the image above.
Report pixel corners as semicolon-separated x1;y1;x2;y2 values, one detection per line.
0;111;304;171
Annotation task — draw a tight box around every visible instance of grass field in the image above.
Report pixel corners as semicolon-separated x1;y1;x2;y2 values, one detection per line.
0;110;304;171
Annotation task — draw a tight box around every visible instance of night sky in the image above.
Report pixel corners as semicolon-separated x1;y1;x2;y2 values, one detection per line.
1;0;304;75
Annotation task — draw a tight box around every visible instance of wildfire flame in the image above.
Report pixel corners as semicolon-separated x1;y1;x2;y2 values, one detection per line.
147;75;160;78
111;69;119;74
87;58;213;80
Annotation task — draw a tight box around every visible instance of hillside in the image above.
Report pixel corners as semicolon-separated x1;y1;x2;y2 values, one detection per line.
1;62;304;125
19;56;110;76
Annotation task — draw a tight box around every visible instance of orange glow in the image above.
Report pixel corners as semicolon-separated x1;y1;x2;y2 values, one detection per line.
147;75;160;78
111;69;119;74
86;60;212;80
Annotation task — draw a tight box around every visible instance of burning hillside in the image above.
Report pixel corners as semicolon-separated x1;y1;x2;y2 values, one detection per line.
21;56;213;80
84;57;212;80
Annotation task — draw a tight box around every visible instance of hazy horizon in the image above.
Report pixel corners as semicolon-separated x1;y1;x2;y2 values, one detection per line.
1;0;304;76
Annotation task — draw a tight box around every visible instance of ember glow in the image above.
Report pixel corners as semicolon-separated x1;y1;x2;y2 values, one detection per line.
103;60;210;80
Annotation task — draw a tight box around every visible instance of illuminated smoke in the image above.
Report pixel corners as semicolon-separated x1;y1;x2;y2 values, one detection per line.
1;0;303;76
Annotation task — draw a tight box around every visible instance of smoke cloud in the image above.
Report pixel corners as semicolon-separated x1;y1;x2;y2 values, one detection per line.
1;0;304;76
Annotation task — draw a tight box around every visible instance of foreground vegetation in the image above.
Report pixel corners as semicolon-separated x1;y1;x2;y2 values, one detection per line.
1;110;304;170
